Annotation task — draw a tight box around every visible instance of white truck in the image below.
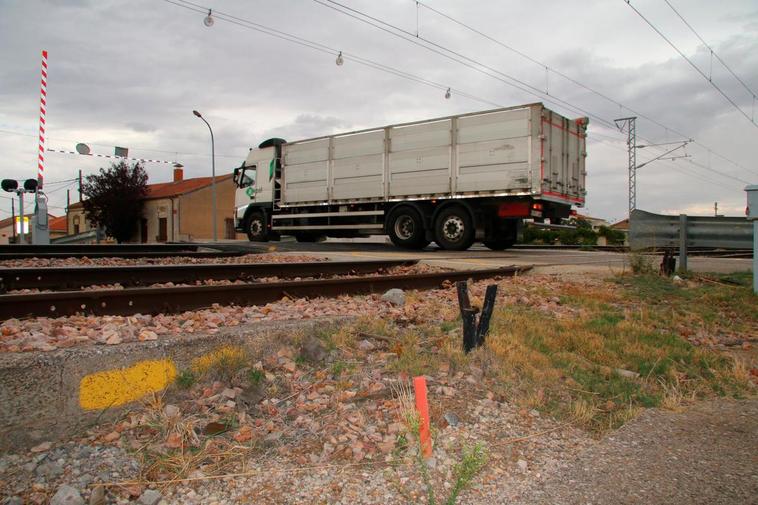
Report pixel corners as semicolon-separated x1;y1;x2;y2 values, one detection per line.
232;102;587;250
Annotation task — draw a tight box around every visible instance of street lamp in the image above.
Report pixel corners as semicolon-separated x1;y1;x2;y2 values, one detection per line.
193;110;217;242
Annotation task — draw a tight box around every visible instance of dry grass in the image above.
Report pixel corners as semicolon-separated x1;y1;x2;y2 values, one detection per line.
338;272;755;433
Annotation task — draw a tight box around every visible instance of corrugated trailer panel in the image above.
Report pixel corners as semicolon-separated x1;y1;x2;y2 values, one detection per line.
283;139;329;203
278;103;585;207
388;119;451;197
331;130;385;200
455;108;532;193
540;109;585;203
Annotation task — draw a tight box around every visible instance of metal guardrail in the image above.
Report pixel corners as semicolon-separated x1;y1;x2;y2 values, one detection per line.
629;209;753;251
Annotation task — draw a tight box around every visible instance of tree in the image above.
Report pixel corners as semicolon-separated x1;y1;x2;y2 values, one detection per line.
81;161;148;243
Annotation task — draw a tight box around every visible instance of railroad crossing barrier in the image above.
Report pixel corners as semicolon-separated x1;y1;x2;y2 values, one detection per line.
746;185;758;294
629;209;754;272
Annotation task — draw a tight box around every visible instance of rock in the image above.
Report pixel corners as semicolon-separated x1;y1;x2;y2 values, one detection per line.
103;431;120;442
517;459;528;472
381;288;405;306
221;388;236;399
138;330;158;341
88;486;106;505
30;441;52;453
615;368;640;379
138;489;163;505
50;485;85;505
357;339;375;352
36;461;64;478
672;275;684;284
300;336;327;362
104;333;122;345
6;497;23;505
163;404;180;418
443;412;460;427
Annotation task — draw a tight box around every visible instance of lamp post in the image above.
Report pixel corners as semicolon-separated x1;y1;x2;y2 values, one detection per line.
193;110;217;242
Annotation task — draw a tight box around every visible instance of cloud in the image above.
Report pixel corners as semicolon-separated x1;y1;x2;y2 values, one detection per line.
0;0;756;222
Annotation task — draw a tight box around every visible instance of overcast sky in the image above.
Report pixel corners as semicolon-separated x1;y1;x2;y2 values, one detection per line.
1;0;757;223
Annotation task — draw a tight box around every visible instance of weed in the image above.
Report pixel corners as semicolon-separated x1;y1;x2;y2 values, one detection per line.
248;368;264;386
175;370;196;389
445;444;488;505
628;252;655;274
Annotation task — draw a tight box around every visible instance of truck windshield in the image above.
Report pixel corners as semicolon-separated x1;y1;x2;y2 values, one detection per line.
240;166;255;188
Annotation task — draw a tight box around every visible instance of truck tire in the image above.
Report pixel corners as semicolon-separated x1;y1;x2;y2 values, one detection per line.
246;212;269;242
387;207;429;249
483;238;515;251
434;206;475;250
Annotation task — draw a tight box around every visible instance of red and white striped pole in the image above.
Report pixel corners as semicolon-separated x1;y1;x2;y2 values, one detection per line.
37;50;48;189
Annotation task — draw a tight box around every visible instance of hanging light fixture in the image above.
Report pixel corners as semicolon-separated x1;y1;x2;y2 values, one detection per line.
203;9;214;27
335;51;344;66
444;87;451;99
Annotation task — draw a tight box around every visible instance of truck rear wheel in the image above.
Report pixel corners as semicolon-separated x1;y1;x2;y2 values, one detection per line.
434;206;475;250
387;207;429;249
246;212;269;242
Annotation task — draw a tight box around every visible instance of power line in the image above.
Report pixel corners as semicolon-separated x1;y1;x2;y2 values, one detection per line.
162;0;750;191
663;0;757;102
623;0;758;129
314;0;619;129
314;0;756;184
413;0;758;178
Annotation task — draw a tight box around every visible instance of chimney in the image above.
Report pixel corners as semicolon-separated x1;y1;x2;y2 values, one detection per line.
173;164;184;182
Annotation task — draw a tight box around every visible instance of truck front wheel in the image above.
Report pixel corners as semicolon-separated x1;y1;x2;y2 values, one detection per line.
387;207;429;249
434;206;475;250
246;212;269;242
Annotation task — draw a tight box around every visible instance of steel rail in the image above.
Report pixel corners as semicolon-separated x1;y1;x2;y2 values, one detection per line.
0;265;531;319
0;259;418;291
0;244;204;254
0;251;248;260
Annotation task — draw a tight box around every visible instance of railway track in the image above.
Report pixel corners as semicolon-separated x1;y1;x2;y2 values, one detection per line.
0;259;417;292
0;265;530;319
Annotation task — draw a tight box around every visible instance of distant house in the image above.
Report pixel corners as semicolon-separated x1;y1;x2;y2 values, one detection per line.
66;167;240;243
610;218;630;231
575;213;610;231
0;213;63;244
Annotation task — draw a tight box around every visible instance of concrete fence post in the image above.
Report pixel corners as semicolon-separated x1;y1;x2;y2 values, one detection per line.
678;214;688;273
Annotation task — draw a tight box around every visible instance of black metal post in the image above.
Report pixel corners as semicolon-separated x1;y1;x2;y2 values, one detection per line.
475;284;498;346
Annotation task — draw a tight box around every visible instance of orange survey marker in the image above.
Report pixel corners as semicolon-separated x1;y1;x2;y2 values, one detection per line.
413;376;433;458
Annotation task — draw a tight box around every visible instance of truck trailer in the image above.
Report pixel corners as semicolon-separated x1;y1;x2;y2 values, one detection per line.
232;102;587;250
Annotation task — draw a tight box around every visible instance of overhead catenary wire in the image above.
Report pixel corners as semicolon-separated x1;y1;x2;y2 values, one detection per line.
414;0;758;178
160;0;750;193
663;0;757;102
313;0;619;130
313;0;756;184
622;0;758;129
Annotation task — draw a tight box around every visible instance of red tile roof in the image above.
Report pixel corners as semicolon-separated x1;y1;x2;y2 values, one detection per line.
0;214;56;229
145;174;233;200
49;215;68;232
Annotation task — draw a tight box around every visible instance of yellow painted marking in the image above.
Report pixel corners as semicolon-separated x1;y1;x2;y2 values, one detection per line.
79;359;176;410
191;345;246;374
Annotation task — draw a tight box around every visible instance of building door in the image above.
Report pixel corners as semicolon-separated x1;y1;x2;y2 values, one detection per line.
158;218;168;242
225;218;235;239
140;219;148;243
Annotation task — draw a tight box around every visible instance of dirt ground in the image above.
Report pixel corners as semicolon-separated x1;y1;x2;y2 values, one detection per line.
511;397;758;505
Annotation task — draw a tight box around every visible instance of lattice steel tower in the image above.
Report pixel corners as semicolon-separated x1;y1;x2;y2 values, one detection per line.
614;117;637;216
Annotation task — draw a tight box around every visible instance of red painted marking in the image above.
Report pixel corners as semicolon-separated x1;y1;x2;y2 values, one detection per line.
413;376;432;459
541;118;585;139
542;190;585;203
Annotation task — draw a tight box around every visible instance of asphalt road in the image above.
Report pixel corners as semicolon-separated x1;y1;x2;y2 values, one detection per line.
218;238;753;275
